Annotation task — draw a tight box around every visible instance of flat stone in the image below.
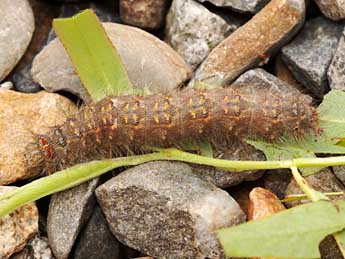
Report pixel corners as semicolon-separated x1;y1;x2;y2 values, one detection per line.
328;29;345;91
0;89;77;185
74;206;121;259
0;186;39;258
285;168;345;208
191;0;305;87
96;161;245;259
281;17;343;97
166;0;237;70
313;0;345;21
32;23;191;102
196;0;269;13
191;140;265;188
8;0;59;93
120;0;170;29
47;178;100;259
11;236;54;259
0;0;34;81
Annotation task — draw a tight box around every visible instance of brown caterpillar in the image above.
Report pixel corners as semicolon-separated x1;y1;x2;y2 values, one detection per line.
29;83;319;173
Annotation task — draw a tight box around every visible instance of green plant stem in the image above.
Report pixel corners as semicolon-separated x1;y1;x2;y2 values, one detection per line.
3;148;345;218
282;192;344;202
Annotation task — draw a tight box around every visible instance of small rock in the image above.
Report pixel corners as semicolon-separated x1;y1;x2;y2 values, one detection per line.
263;169;292;199
0;0;34;81
332;165;345;185
47;178;100;259
8;0;59;93
0;89;77;185
191;0;305;87
0;186;39;259
74;206;121;259
165;0;237;70
0;82;14;90
285;168;345;207
32;23;191;102
96;161;245;259
11;236;54;259
196;0;269;13
319;235;344;259
275;55;303;91
281;17;343;97
248;187;285;220
191;140;265;188
120;0;170;29
313;0;345;21
328;29;345;91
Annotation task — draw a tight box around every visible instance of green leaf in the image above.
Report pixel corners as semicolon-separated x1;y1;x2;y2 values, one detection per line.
217;200;345;259
53;9;133;101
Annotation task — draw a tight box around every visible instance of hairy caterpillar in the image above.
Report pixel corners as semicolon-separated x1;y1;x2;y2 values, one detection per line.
29;83;318;173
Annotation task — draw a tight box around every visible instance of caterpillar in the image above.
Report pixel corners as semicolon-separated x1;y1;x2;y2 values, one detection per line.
29;83;319;173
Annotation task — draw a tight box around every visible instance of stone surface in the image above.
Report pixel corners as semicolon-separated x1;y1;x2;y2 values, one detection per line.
281;17;343;97
248;187;285;220
0;0;34;81
120;0;170;29
96;161;245;259
47;178;100;259
0;82;14;90
196;0;269;13
319;235;344;259
191;140;265;188
333;165;345;185
275;55;303;91
74;206;121;259
0;186;39;258
328;29;345;91
263;169;292;199
0;89;77;185
32;23;191;102
285;168;345;207
191;0;305;87
166;0;237;70
313;0;345;21
11;236;54;259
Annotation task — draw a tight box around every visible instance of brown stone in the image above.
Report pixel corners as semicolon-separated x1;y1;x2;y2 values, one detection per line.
191;0;305;86
120;0;170;29
0;186;39;258
314;0;345;21
275;55;303;91
0;89;77;185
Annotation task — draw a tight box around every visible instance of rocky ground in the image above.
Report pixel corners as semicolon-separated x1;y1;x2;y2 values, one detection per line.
1;0;345;258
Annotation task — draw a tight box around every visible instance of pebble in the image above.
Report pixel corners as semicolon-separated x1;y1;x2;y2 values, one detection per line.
248;187;285;220
281;17;343;97
0;186;39;259
8;0;58;94
313;0;345;21
96;161;245;259
47;178;99;259
191;0;305;87
0;89;77;185
74;206;121;259
328;29;345;91
165;0;237;70
32;23;191;102
332;166;345;185
120;0;170;29
263;169;292;199
191;140;265;188
0;82;14;90
11;236;54;259
196;0;269;13
0;0;34;81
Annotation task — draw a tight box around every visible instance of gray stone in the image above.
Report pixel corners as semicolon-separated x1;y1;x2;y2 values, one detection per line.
263;169;292;199
47;178;100;259
190;0;305;87
281;17;343;97
191;140;265;188
74;206;121;259
166;0;237;70
319;235;344;259
0;0;34;81
96;161;245;259
333;165;345;184
11;236;54;259
328;29;345;91
32;23;191;102
120;0;170;29
313;0;345;21
285;168;345;207
196;0;269;13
